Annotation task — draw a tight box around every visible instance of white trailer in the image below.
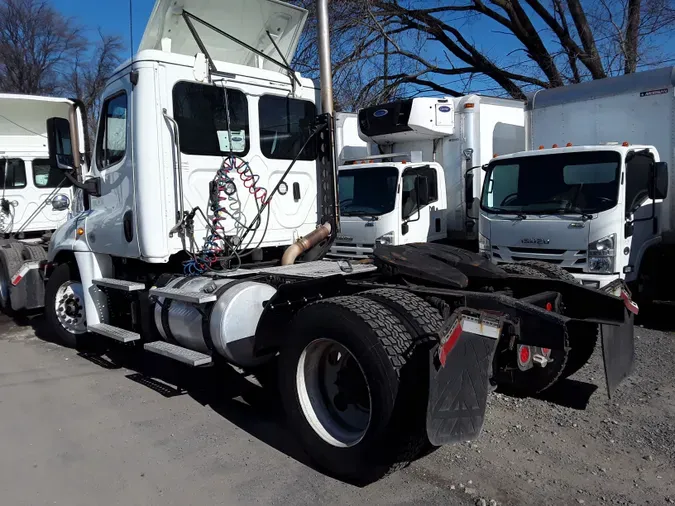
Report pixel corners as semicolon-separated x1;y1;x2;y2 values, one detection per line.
6;0;636;483
330;95;524;258
479;67;673;304
0;94;78;312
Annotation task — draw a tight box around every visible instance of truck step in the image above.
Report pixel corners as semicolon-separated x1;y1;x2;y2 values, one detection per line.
93;278;145;292
89;323;141;343
149;287;217;304
144;341;212;367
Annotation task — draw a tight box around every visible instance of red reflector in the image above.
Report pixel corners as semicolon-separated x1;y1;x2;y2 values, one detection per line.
520;346;530;363
439;321;463;366
542;348;551;355
545;302;553;311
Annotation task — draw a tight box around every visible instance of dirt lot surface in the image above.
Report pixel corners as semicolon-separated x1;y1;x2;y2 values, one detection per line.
0;313;673;506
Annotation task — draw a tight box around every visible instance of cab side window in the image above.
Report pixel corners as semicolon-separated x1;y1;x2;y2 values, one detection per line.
0;159;26;189
401;166;438;219
96;93;128;168
625;151;653;214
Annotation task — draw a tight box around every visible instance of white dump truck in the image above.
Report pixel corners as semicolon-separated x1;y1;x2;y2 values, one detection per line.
7;0;636;483
329;95;524;258
479;67;673;306
0;94;79;312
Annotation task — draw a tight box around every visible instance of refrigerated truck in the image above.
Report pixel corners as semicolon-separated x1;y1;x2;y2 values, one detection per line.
330;95;525;258
5;0;636;483
0;94;78;312
479;67;673;303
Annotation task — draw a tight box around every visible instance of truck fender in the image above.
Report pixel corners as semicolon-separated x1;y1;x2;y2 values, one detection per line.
71;252;113;329
47;213;92;263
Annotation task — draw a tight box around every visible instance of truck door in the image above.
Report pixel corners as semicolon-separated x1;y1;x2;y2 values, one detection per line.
401;165;445;243
86;75;139;258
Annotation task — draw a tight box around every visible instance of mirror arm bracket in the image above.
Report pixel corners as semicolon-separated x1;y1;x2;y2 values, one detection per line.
64;171;101;198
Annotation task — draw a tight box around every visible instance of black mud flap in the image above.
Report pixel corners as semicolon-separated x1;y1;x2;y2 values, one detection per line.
426;310;501;446
601;310;635;398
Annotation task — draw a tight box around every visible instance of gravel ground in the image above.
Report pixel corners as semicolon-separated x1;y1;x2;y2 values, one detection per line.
0;313;673;506
411;320;675;506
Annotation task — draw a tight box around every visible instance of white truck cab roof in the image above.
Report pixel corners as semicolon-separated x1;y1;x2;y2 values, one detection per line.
339;161;441;173
491;143;656;162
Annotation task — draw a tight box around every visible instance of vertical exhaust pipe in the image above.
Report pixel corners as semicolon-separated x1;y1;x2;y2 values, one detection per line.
282;0;338;266
317;0;334;116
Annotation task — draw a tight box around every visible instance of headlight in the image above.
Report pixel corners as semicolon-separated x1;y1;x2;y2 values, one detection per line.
479;233;491;257
375;231;395;246
587;234;616;273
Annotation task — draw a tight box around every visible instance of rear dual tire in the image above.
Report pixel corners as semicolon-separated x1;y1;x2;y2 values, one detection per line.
278;292;441;482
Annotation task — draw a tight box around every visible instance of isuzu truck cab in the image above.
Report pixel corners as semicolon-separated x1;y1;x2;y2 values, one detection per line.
479;67;673;303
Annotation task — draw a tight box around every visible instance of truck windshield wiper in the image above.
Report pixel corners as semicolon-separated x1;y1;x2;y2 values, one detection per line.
541;207;594;221
486;208;527;219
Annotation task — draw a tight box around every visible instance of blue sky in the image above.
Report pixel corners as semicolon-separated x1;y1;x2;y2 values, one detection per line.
51;0;153;57
50;0;675;98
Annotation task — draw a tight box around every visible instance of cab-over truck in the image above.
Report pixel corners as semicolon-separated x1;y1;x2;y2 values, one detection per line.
479;68;673;308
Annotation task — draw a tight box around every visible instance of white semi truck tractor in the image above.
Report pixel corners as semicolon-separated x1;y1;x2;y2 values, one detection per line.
330;95;524;258
479;67;673;308
11;0;637;483
0;94;79;313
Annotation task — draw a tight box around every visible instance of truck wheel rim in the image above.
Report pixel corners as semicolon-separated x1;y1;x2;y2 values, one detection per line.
296;338;372;448
55;281;86;335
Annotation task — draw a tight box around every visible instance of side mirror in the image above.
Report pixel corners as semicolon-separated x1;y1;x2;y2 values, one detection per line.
401;222;409;236
416;176;430;206
46;117;75;170
51;194;71;211
649;161;668;200
465;172;475;209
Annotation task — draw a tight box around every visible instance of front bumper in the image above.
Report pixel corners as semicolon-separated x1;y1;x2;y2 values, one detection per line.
572;272;619;289
328;244;374;259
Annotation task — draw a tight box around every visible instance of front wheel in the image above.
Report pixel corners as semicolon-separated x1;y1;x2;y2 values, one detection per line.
45;263;88;348
278;296;429;483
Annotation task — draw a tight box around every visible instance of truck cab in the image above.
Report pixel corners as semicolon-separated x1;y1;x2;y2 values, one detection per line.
332;158;446;258
0;94;77;237
480;144;667;288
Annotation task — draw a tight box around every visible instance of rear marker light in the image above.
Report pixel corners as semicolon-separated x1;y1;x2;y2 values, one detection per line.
520;345;530;363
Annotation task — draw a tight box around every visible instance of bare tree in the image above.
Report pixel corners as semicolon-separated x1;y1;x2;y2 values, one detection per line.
65;31;124;143
0;0;85;94
292;0;423;110
295;0;675;104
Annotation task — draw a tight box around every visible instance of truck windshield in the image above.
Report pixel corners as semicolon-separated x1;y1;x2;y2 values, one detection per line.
481;151;621;215
338;166;398;216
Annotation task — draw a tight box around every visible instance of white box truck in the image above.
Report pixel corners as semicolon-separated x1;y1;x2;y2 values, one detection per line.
479;67;673;305
0;94;79;312
5;0;636;483
330;95;525;258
